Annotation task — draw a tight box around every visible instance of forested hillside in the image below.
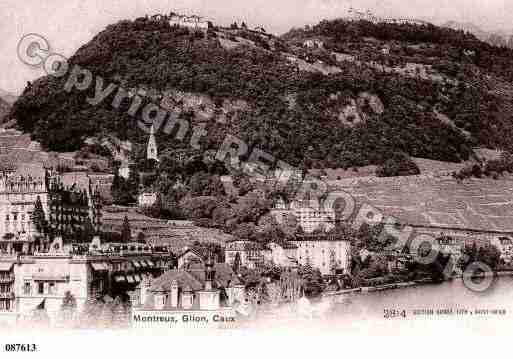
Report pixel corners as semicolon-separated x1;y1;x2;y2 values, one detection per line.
0;98;10;124
9;17;513;173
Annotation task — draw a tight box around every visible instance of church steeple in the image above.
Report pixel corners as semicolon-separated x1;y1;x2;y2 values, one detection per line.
147;124;159;162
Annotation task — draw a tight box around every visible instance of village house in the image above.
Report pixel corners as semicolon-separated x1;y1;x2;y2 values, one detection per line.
386;253;413;273
303;39;324;49
224;240;266;269
137;192;157;208
130;257;245;328
436;235;465;263
177;247;209;269
264;242;298;267
492;237;513;264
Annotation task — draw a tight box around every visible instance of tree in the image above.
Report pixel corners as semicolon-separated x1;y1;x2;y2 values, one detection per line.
111;171;138;205
111;296;128;328
121;215;131;242
298;265;324;297
31;196;48;237
461;243;501;271
60;291;77;325
79;218;95;243
136;231;146;243
329;249;337;275
233;252;242;273
376;152;420;177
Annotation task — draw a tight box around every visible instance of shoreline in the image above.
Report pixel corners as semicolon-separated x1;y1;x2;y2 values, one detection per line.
323;270;513;297
322;280;421;297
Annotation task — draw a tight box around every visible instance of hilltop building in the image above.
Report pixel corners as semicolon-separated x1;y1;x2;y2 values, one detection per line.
169;13;210;31
346;7;429;26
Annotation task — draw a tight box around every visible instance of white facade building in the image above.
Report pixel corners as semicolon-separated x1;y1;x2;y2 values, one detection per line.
225;240;266;269
169;14;210;31
291;235;351;275
271;197;336;233
0;166;48;245
0;240;170;326
265;242;298;267
137;192;157;208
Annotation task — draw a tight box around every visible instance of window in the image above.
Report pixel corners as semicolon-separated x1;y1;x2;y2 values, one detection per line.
23;282;31;295
38;282;44;295
49;282;56;295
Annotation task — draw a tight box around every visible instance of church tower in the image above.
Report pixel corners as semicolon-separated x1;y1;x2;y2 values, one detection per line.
146;124;159;162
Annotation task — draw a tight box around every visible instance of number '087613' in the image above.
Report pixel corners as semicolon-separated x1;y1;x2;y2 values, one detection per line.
4;344;37;352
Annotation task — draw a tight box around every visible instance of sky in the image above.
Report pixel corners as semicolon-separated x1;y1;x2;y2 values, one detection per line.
1;0;512;95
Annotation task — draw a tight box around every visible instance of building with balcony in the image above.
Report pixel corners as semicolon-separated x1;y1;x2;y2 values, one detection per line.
0;164;48;246
291;234;351;275
271;197;336;233
47;172;102;242
0;237;172;326
0;259;15;322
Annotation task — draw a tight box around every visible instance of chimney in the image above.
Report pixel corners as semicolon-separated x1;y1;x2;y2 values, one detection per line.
153;286;166;310
170;279;179;308
140;276;152;307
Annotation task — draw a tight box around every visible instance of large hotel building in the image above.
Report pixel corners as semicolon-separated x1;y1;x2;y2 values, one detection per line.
0;162;172;325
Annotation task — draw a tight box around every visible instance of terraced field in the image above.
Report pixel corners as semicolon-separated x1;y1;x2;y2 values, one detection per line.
335;177;513;233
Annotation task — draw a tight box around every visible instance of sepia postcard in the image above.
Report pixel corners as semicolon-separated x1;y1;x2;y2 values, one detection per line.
1;0;513;356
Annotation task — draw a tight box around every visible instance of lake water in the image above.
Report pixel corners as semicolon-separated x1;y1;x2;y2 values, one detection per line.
324;277;513;334
254;277;513;334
